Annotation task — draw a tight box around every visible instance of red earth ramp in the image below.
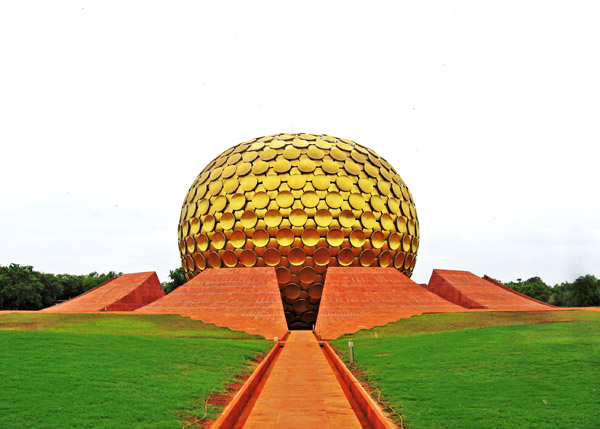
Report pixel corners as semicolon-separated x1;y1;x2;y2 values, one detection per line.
135;267;288;340
315;267;464;339
41;272;165;313
425;269;555;311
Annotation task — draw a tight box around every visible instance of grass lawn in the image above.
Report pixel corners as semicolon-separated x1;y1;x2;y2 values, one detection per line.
332;311;600;428
0;313;271;428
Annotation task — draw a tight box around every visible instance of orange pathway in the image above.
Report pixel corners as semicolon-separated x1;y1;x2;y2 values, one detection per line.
241;331;362;428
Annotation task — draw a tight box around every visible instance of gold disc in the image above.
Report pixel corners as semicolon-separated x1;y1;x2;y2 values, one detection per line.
283;146;301;160
336;176;353;191
359;249;375;266
252;229;269;247
260;148;277;161
265;209;282;227
381;213;395;231
301;191;319;207
230;193;246;210
388;232;401;250
358;178;374;193
208;252;222;268
194;253;206;270
288;175;306;190
315;209;332;227
337;248;354;266
322;160;339;174
264;248;282;266
276;191;294;208
298;266;317;284
288;247;307;266
378;250;392;267
313;248;331;266
308;283;323;299
283;283;302;300
190;218;200;235
252;191;270;209
274;158;292;173
186;236;195;253
360;212;376;229
301;228;320;247
241;210;258;228
312;175;330;190
240;175;258;191
276;267;292;284
325;192;343;209
307;146;324;160
349;193;365;210
263;175;281;191
349;229;366;247
290;209;308;226
239;249;257;267
252;160;269;175
236;162;252;176
394;252;405;269
222;250;238;268
339;210;355;228
326;229;344;247
276;228;294;246
298;157;316;173
402;234;412;252
213;195;227;212
211;231;226;250
197;199;209;215
196;234;209;251
202;215;215;232
371;231;385;249
388;198;400;214
220;212;235;230
397;216;408;234
230;230;246;248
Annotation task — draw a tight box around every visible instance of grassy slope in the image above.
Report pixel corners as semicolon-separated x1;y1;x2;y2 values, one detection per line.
0;313;271;428
332;311;600;428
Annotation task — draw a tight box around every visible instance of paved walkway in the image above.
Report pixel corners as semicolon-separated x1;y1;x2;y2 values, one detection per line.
241;331;362;428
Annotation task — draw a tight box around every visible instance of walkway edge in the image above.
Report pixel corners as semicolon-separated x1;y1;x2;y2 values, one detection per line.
322;341;398;429
212;341;283;428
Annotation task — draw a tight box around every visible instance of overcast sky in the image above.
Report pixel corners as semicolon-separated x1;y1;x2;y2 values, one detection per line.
1;1;599;286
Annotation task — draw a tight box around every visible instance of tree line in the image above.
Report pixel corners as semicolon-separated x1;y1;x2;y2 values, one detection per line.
0;264;122;310
2;263;598;310
505;275;600;307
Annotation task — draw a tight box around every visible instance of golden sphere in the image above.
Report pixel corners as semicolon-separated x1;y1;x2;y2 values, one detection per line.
178;133;420;329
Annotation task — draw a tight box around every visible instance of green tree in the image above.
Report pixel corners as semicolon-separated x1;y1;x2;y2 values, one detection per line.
162;267;188;294
38;273;63;308
0;264;44;310
567;275;600;307
506;276;553;303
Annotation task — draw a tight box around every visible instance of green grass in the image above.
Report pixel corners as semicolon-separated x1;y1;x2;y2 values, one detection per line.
0;313;271;428
0;312;264;339
332;311;600;428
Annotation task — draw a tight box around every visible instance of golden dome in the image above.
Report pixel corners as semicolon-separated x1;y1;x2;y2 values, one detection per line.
178;133;419;329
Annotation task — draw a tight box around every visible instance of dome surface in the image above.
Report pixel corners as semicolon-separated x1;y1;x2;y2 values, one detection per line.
178;133;419;329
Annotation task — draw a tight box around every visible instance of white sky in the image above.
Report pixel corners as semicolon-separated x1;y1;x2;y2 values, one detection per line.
1;1;599;286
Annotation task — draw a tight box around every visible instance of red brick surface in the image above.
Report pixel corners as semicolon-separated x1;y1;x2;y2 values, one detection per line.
41;272;165;313
425;269;554;310
315;267;464;339
241;331;362;428
135;267;288;340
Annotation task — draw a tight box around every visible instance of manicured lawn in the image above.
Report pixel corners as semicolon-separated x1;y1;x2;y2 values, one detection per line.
332;311;600;428
0;312;264;339
0;313;271;428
